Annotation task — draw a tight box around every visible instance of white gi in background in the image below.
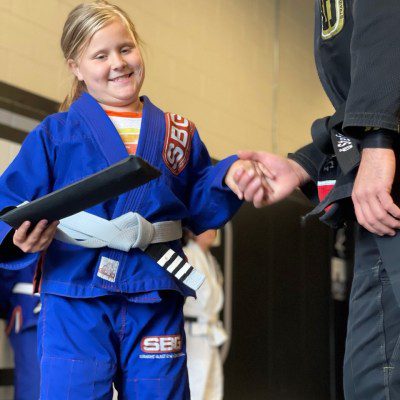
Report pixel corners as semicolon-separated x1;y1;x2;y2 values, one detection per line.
183;231;228;400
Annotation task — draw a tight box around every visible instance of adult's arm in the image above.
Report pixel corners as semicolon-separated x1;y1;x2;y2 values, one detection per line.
344;0;400;235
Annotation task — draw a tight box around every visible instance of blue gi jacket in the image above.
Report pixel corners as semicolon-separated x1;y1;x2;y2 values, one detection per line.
0;93;242;298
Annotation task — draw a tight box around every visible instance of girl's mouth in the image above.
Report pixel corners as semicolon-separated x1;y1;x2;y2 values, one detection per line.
110;72;133;82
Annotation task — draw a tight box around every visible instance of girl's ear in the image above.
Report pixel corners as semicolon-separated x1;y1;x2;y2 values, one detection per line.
68;59;84;81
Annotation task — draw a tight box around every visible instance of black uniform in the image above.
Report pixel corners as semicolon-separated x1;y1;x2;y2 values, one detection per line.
291;1;400;399
293;0;400;179
316;1;400;129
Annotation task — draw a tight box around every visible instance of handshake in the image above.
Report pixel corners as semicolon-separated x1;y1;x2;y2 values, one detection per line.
225;151;311;208
225;148;400;238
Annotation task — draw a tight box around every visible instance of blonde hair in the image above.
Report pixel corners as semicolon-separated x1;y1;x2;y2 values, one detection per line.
60;0;141;111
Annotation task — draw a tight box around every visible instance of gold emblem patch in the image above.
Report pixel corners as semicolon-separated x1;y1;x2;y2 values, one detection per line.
320;0;345;40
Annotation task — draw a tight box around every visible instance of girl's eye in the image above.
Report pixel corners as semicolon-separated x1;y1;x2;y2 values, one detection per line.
121;47;132;54
95;54;106;60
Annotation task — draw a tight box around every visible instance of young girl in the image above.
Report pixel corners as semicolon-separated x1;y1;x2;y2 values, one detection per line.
0;2;266;398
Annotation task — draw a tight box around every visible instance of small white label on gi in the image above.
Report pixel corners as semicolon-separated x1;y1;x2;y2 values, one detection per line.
97;257;119;283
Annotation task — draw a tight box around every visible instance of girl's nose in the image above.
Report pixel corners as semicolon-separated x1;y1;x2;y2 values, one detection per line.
111;54;127;70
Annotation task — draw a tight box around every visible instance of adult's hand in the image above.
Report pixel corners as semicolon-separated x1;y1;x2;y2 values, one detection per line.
235;151;311;207
352;148;400;236
13;220;59;253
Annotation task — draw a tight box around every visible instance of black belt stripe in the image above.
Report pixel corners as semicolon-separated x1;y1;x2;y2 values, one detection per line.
179;266;194;282
169;257;186;274
144;243;199;287
162;251;179;270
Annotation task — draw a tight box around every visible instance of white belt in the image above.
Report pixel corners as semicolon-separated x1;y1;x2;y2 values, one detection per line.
55;211;205;291
12;283;41;315
12;283;40;297
185;318;228;346
56;211;182;252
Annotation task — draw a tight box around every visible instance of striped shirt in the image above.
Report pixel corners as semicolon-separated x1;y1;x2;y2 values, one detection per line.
105;110;142;155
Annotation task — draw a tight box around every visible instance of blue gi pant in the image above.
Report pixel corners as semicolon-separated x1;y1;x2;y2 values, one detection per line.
38;291;189;400
344;227;400;399
9;326;40;400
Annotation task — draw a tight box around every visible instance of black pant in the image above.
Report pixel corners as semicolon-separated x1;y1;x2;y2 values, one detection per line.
344;226;400;399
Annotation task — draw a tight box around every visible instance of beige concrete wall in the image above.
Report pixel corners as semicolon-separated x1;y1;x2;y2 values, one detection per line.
278;0;333;154
0;0;332;158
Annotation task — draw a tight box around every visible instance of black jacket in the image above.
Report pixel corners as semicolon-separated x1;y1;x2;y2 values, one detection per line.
291;0;400;227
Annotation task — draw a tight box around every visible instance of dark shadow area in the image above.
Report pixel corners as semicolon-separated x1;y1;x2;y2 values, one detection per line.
221;192;334;400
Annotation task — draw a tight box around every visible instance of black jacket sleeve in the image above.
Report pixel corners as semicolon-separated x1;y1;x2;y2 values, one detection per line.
288;143;329;205
343;0;400;134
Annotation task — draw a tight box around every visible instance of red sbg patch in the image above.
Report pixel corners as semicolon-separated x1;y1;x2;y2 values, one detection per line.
141;334;182;353
163;113;194;175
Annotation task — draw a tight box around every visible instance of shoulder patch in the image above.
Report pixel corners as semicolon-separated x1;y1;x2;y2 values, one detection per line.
320;0;345;40
163;113;195;175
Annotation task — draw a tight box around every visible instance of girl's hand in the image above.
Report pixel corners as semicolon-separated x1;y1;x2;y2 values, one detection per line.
13;220;59;253
225;159;272;205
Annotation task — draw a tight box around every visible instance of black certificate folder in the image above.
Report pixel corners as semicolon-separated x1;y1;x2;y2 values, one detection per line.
0;156;161;229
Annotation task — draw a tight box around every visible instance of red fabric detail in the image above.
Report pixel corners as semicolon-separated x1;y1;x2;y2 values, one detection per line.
318;183;335;212
318;184;334;202
33;252;46;294
104;110;142;118
125;143;137;155
5;306;22;336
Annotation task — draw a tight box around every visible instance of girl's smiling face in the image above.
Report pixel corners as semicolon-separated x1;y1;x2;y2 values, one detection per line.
69;18;145;112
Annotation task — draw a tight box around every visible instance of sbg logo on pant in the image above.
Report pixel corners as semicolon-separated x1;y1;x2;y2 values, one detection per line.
141;334;182;353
